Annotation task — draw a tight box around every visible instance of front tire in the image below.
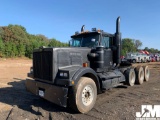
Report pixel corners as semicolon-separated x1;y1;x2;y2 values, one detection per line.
69;77;97;113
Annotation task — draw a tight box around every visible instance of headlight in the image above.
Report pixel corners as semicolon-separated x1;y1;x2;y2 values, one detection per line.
59;71;69;78
60;72;64;77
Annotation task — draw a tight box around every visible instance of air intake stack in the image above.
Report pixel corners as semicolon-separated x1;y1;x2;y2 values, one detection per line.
114;16;121;66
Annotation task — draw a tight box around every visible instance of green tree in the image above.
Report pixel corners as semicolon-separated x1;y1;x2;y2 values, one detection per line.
144;47;149;51
134;39;142;50
18;43;25;57
0;24;68;58
144;47;160;54
4;42;12;57
49;38;68;47
121;38;137;56
0;37;4;57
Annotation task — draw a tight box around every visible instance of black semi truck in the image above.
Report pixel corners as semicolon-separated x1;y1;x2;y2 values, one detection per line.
25;17;150;113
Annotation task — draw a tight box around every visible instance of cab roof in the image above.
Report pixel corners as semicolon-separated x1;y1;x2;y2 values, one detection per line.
71;31;115;38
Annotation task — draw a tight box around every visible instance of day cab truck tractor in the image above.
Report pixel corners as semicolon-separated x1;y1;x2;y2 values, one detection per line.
25;17;150;113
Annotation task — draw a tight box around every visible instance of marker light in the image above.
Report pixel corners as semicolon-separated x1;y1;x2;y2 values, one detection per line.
92;28;97;31
83;63;88;67
97;29;101;33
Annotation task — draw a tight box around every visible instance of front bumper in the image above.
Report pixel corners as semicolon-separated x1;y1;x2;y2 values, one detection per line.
25;79;68;107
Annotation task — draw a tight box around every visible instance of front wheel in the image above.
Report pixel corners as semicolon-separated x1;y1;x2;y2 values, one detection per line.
69;77;97;113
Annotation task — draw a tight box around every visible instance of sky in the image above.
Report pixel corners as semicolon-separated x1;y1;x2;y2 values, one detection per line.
0;0;160;49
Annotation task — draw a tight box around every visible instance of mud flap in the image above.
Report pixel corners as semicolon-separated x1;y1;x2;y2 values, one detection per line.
25;79;68;107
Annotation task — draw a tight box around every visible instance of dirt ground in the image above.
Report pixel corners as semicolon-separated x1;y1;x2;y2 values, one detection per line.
0;59;160;120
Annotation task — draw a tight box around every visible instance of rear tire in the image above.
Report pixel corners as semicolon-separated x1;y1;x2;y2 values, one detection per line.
68;77;97;113
125;68;135;86
135;66;144;84
143;66;150;81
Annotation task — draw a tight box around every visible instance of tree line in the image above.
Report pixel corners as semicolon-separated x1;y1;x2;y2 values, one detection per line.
0;25;68;58
121;38;160;56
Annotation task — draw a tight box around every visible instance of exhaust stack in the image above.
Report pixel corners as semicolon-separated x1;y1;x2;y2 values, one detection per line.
114;16;121;66
116;16;120;33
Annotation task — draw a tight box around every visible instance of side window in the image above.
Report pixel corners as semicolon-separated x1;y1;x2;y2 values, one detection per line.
102;37;110;48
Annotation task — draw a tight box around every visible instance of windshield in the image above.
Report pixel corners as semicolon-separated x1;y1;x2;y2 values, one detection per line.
70;34;99;47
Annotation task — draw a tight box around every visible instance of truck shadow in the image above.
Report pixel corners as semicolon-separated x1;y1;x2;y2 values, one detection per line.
0;78;129;116
0;78;75;116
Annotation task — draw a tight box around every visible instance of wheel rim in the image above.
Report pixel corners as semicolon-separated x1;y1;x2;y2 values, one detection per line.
140;70;144;81
130;71;135;85
82;85;94;106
